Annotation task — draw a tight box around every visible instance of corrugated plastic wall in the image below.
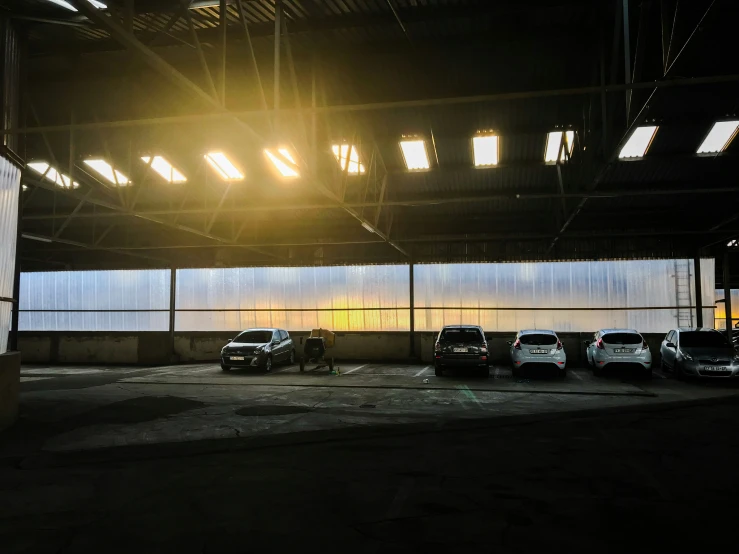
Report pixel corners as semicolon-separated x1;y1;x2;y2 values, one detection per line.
414;260;716;333
176;266;410;332
0;156;20;353
18;260;716;334
19;270;170;331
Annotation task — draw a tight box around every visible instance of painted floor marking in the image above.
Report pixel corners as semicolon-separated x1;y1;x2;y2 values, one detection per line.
414;366;431;377
344;364;369;374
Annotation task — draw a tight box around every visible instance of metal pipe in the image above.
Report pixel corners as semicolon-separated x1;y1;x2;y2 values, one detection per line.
5;73;739;135
274;0;281;113
622;0;631;117
694;254;703;327
169;267;177;359
220;0;227;106
409;261;415;358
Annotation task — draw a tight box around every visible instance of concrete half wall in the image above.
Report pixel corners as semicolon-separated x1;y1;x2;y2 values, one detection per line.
18;331;669;367
0;351;20;431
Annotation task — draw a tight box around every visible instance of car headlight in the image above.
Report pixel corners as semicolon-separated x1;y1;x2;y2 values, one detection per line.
254;346;264;354
681;350;693;361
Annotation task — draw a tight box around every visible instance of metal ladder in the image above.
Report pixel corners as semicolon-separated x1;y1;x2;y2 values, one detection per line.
674;259;693;328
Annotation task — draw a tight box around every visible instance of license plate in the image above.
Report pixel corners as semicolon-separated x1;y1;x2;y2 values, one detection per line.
230;356;245;361
702;366;727;372
453;347;468;353
529;349;548;354
614;348;635;353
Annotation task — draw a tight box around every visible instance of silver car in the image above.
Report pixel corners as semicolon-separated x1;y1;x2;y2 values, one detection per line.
585;329;652;377
508;330;566;377
660;328;739;378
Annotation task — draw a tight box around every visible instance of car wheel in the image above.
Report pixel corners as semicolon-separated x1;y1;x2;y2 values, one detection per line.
558;367;567;378
289;349;295;365
512;366;520;379
221;364;230;372
434;363;443;377
264;356;272;372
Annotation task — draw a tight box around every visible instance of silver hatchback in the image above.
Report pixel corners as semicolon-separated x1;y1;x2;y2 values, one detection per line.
585;329;652;377
660;328;739;378
509;330;566;377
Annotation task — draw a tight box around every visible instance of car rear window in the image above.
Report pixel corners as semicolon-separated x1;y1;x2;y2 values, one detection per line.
602;333;642;345
519;334;557;345
440;328;483;343
679;332;730;348
233;330;273;343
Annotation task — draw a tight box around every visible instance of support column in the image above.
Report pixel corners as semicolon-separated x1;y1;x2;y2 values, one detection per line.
724;252;732;338
169;267;177;359
694;254;703;328
8;186;21;351
409;262;415;358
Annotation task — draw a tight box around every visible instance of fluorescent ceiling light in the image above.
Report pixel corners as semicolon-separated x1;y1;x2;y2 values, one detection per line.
27;161;79;189
332;144;365;174
618;125;658;159
361;222;375;233
399;139;429;170
264;149;300;178
472;135;499;167
728;239;738;248
204;152;244;180
697;121;739;154
141;156;187;183
45;0;107;12
83;159;130;186
544;130;575;163
22;234;53;243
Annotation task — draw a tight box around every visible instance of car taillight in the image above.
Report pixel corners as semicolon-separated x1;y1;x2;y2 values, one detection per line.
596;338;604;350
557;340;563;350
513;339;521;350
481;343;488;353
642;340;649;350
435;342;440;351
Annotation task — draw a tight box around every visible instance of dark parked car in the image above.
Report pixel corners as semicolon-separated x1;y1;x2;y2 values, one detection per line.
434;325;489;377
221;328;295;372
660;328;739;378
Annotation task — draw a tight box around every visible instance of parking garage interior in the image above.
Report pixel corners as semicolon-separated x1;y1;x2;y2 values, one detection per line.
2;0;739;551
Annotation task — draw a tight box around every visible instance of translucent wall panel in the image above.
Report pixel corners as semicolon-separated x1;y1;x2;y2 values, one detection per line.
714;289;739;329
0;156;21;353
19;270;170;331
176;266;409;331
415;260;716;333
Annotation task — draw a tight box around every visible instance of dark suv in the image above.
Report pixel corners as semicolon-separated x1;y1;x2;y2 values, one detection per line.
434;325;489;377
221;328;295;372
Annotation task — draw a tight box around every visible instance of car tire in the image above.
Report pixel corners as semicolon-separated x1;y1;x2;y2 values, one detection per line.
558;367;567;378
660;359;668;372
435;363;443;377
593;365;602;377
264;356;272;372
221;364;230;372
289;349;295;365
477;366;489;378
512;366;520;379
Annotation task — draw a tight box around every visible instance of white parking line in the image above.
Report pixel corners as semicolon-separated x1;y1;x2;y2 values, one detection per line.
414;366;431;377
344;364;369;374
569;370;583;381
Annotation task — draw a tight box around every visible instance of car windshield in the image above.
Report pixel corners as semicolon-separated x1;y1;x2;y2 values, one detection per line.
519;333;557;345
602;333;642;345
679;332;730;348
233;330;273;344
440;328;483;343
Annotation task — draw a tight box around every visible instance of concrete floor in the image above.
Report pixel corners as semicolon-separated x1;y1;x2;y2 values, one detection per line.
2;362;739;551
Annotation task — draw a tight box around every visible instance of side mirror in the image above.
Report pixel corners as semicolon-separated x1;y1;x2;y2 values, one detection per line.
666;342;676;349
583;340;590;346
272;339;280;345
228;338;235;343
506;340;512;346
